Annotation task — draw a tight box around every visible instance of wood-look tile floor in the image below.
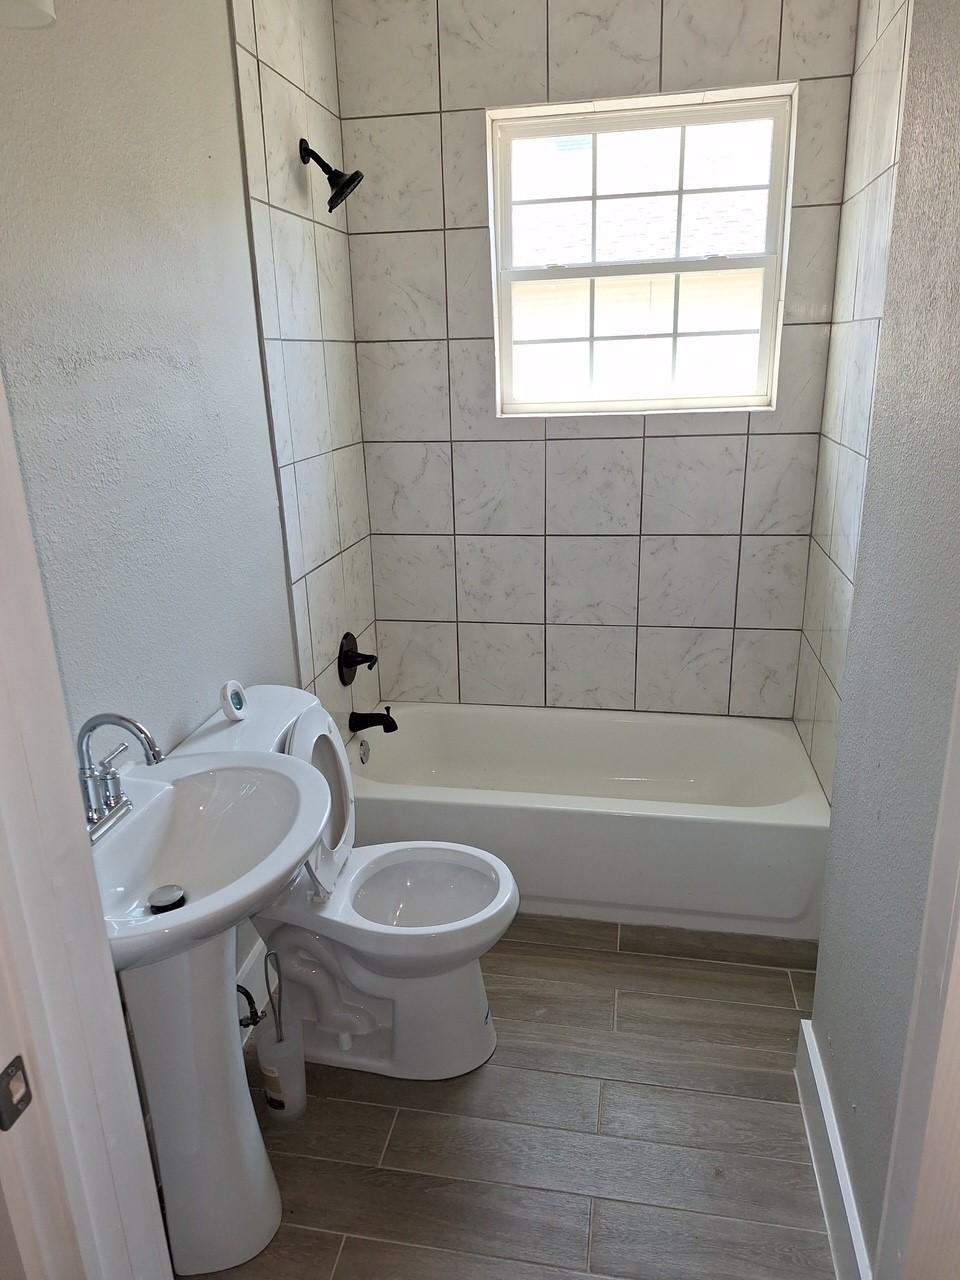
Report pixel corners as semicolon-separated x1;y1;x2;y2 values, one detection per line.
198;917;830;1280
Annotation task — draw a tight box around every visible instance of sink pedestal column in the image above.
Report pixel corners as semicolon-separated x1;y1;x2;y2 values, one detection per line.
122;928;281;1275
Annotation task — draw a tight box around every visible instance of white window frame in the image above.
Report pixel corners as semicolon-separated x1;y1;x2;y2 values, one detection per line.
486;84;798;418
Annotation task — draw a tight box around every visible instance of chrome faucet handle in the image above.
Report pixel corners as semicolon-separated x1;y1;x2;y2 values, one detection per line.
99;742;128;811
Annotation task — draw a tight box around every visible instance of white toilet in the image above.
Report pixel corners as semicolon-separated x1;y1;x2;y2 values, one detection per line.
185;684;518;1079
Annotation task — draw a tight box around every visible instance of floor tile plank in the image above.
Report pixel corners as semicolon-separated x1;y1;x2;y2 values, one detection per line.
484;944;796;1007
333;1237;595;1280
183;1225;342;1279
599;1080;810;1162
790;970;816;1013
255;1095;395;1165
492;1020;799;1103
590;1199;834;1280
486;972;615;1030
504;913;619;951
618;924;818;971
305;1062;601;1133
273;1156;591;1269
382;1111;824;1230
615;991;801;1052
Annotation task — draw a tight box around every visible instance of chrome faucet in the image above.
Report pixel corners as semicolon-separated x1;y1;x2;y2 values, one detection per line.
77;713;165;843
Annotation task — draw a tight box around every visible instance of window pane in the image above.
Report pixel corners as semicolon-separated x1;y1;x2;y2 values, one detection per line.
680;190;768;257
596;195;678;262
512;135;593;201
596;128;681;195
512;279;590;340
678;268;764;332
513;341;591;401
683;119;774;190
593;338;674;399
594;274;675;336
675;334;761;396
513;201;592;266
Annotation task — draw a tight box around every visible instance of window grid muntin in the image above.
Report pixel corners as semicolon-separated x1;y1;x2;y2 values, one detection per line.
491;89;794;417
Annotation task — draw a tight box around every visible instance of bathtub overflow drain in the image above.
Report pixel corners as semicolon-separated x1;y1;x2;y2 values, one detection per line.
358;738;370;765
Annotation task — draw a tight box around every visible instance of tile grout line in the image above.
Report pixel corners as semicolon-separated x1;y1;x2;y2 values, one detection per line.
377;1107;400;1167
328;1231;348;1278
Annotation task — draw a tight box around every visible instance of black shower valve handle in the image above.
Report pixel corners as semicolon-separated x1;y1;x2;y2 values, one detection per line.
344;649;378;671
337;631;378;687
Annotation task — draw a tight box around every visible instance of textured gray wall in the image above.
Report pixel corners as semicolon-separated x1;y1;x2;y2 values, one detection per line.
812;0;960;1257
0;0;295;753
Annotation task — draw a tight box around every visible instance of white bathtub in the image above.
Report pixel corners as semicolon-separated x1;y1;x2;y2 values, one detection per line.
348;703;830;940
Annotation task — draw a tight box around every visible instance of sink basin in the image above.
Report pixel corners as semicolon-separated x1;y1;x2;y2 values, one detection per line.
94;750;331;970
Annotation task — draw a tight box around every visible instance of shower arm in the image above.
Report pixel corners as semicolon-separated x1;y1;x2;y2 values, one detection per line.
299;139;331;174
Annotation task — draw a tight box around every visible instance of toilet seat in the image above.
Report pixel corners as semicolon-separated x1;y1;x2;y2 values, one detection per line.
284;703;355;893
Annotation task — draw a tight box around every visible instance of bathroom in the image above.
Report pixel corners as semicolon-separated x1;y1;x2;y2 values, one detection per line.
0;0;958;1276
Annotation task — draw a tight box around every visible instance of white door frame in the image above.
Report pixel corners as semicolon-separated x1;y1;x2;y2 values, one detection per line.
0;375;172;1279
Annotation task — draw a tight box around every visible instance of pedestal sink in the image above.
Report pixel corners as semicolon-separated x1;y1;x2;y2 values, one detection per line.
92;751;330;1276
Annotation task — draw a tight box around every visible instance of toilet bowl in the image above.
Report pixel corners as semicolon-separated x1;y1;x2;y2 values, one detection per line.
186;685;519;1079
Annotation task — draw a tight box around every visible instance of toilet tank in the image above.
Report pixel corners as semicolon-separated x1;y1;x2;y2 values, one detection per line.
176;684;319;757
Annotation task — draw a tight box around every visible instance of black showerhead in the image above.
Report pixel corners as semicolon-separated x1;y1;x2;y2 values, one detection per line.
299;137;364;213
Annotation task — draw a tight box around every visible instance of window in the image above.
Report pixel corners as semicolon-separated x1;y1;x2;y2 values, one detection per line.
487;85;797;417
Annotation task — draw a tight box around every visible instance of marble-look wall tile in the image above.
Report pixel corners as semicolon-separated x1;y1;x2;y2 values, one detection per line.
255;0;303;85
780;0;858;78
811;435;839;552
446;229;494;339
366;442;453;535
831;189;862;324
272;208;323;339
641;437;746;535
794;77;851;207
314;656;353;735
343;115;444;233
661;0;780;91
334;443;370;546
456;536;545;623
821;557;853;692
306;555;347;672
291;576;313;685
439;0;547;110
351;231;447;340
233;0;257;53
546;625;636;710
752;325;829;435
315;226;355;341
794;635;820;752
830;446;866;580
821;320;879;454
811;666;840;799
736;535;808;628
334;0;439;117
283;341;331;459
742;436;818;536
305;100;347;233
878;0;907;35
441;111;488;229
646;412;748;437
784;205;841;325
855;166;896;319
844;4;907;199
237;49;268;203
459;623;545;705
638;536;739;627
857;0;881;62
546;439;644;535
352;620;381;709
451;341;543;440
342;537;375;632
730;629;800;719
546;537;640;625
279;464;304;580
325;342;362;448
802;538;829;658
547;415;644;440
260;65;312;219
378;620;459;701
548;0;660;101
264;340;292;466
301;0;339;115
296;451;340;571
358;341;450;441
635;627;733;715
371;535;456;620
250;201;280;339
454;441;545;534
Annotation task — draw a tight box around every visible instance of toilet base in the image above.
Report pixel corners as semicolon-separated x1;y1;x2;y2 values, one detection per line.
268;928;498;1079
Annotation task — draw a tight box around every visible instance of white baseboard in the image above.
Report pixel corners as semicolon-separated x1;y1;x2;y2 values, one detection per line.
796;1020;873;1280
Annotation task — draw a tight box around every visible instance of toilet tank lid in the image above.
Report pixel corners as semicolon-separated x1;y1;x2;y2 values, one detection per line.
176;684;319;757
